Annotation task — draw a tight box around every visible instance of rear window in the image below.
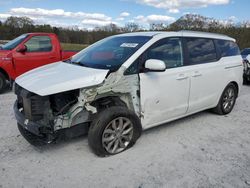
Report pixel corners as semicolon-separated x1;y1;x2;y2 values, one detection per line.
215;40;240;57
186;38;217;65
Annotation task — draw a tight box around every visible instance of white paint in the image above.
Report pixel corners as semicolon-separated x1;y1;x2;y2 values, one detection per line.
15;31;243;131
140;66;190;128
15;62;108;96
145;59;166;71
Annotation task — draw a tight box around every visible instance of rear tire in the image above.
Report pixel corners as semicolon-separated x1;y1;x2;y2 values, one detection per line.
243;76;250;85
88;106;142;157
17;124;47;147
212;83;237;115
0;72;7;94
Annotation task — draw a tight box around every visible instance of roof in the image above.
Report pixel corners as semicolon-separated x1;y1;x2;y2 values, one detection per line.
26;33;56;36
116;30;235;41
117;31;166;37
179;30;235;41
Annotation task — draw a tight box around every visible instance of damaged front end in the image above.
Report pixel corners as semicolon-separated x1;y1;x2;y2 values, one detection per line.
14;68;141;144
14;84;90;143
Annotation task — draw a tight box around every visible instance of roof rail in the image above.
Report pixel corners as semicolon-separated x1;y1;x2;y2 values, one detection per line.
179;30;229;38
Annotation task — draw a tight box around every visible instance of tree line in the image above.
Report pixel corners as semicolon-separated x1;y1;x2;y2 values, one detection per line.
1;16;250;49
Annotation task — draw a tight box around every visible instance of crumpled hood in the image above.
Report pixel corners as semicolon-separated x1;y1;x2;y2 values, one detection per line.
15;62;109;96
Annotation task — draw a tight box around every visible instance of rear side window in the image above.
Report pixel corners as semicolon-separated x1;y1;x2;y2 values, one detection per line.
185;38;217;65
215;40;240;57
25;36;52;52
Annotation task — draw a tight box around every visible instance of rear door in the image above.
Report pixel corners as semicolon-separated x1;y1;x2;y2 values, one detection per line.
139;37;190;129
184;37;222;113
13;35;60;76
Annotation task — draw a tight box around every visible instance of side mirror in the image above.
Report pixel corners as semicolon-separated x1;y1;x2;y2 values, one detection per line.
16;45;27;53
145;59;166;72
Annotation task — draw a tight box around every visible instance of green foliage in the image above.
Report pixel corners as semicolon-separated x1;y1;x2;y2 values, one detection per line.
1;15;250;50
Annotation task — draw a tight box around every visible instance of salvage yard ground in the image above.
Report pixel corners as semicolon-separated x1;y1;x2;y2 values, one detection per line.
0;86;250;188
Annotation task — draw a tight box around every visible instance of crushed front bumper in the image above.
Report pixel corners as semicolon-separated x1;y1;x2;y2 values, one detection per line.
14;101;89;140
14;101;45;137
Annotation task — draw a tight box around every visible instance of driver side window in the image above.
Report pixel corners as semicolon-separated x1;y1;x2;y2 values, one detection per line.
146;38;183;69
125;38;183;75
25;36;52;52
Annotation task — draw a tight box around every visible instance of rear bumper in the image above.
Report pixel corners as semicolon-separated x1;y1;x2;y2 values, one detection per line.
14;101;44;137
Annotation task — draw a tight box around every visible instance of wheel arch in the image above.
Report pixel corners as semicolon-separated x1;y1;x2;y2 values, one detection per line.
0;67;10;81
90;96;128;111
229;81;239;97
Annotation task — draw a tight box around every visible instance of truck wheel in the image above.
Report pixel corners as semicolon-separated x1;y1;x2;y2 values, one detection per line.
212;83;237;115
17;124;47;147
88;106;142;157
0;72;7;93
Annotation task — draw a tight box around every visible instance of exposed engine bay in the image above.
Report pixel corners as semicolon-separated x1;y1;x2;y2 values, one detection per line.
14;70;140;142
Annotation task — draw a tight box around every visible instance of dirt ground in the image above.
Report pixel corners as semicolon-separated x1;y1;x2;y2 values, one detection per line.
0;86;250;188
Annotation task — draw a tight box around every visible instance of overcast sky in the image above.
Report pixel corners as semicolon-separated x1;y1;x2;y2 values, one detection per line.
0;0;249;29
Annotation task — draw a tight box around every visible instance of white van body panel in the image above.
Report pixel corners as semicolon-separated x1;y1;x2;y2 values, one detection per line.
15;31;243;130
139;66;191;129
15;62;109;96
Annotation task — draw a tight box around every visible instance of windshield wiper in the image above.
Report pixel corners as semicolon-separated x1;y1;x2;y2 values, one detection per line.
66;59;90;68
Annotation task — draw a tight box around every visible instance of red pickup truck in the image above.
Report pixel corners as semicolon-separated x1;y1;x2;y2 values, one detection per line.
0;33;78;93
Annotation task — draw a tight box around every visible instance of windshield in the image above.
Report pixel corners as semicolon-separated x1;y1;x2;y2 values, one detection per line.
1;34;29;50
241;48;250;56
70;36;151;71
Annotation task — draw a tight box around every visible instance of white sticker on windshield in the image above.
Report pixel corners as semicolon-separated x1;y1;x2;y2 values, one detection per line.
120;43;139;48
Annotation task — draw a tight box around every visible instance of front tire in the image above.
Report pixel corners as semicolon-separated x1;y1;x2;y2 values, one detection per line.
88;106;142;157
212;83;237;115
0;72;7;93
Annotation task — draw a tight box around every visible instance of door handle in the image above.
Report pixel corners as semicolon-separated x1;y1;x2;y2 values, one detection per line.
192;71;202;77
176;74;188;80
49;56;56;59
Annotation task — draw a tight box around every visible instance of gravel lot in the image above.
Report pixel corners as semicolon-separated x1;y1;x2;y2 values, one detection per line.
0;86;250;188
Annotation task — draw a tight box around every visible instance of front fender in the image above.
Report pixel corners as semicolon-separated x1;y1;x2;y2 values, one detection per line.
0;60;15;80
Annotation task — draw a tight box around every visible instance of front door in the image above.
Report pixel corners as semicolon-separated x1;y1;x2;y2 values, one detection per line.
139;37;190;129
12;35;59;77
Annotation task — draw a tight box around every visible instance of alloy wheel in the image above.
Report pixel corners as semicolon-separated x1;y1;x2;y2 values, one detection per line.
222;87;235;113
102;117;133;154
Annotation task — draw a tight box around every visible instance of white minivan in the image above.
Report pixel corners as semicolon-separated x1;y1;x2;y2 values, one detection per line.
14;31;243;156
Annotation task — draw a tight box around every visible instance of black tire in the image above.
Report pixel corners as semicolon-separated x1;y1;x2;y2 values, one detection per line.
17;123;47;147
243;76;250;85
0;72;7;94
212;83;237;115
88;106;142;157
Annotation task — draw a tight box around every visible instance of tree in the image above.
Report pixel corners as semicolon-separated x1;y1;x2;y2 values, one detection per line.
5;16;34;28
123;22;140;32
